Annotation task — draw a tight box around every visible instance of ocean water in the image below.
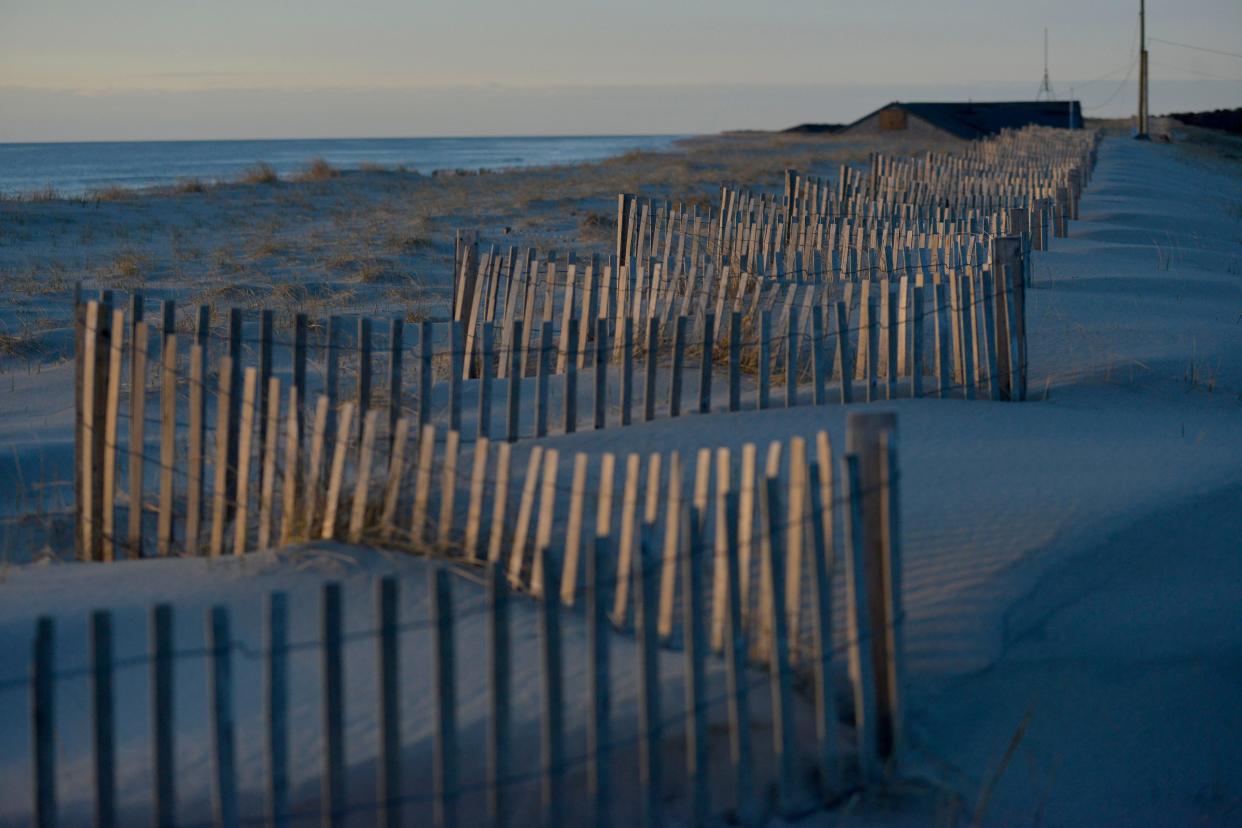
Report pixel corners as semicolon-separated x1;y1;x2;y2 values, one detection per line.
0;134;683;197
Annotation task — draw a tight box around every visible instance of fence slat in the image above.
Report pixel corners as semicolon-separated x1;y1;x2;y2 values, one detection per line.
559;452;589;605
437;429;461;548
806;462;842;799
209;357;234;557
761;477;808;816
507;445;544;587
411;423;437;546
465;437;491;559
657;451;683;640
187;341;206;554
840;454;879;781
486;443;514;563
234;366;258;554
611;453;641;627
258;376;281;550
280;386;301;545
102;308;124;562
348;409;380;543
379;417;408;541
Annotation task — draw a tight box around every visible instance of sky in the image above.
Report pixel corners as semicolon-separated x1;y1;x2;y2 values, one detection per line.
1;0;1239;142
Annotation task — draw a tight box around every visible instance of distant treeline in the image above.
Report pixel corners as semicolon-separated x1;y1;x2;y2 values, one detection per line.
1166;108;1242;136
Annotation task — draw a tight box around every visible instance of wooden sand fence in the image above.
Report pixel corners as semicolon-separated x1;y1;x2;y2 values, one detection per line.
42;361;908;824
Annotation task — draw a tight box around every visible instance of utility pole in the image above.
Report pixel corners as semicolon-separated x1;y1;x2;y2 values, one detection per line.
1136;0;1150;138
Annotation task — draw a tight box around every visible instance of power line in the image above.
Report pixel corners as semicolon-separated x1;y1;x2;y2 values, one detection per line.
1149;37;1242;60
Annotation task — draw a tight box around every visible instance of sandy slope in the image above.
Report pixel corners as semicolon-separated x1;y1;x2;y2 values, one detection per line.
0;134;1239;826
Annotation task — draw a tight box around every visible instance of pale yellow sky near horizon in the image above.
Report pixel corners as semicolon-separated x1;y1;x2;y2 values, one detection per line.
2;0;1239;140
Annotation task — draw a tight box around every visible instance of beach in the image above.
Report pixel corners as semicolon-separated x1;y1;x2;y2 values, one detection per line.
1;124;1240;825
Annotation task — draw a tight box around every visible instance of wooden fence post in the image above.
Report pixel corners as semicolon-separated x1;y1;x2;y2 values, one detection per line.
431;564;458;828
186;341;206;555
102;308;124;562
280;386;302;545
348;409;380;543
209;357;234;557
80;301;100;560
151;604;176;828
320;401;355;541
806;463;842;799
234;367;258;554
258;377;281;550
845;412;901;766
761;479;809;816
839;454;879;781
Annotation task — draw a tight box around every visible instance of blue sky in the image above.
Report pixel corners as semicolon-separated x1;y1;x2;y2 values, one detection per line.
2;0;1239;140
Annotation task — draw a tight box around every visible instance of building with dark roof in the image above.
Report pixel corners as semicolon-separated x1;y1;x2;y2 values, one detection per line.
842;100;1083;140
